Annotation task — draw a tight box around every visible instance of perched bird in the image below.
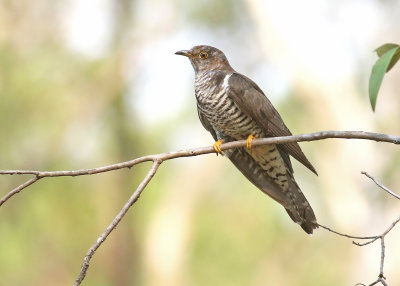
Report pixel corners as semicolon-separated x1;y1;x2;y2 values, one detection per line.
176;45;318;234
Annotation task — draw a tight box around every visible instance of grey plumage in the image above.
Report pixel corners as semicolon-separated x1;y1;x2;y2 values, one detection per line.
176;45;318;234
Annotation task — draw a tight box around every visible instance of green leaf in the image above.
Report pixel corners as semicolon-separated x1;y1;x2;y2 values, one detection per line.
375;43;400;72
369;46;399;111
375;43;398;56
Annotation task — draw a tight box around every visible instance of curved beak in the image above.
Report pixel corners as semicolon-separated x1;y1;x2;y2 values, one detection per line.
175;50;193;58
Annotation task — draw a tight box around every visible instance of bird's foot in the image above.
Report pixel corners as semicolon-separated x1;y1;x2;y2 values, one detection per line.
246;134;256;150
213;139;224;155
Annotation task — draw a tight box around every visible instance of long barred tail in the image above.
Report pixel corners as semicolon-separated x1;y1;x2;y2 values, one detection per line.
225;147;318;234
285;171;318;234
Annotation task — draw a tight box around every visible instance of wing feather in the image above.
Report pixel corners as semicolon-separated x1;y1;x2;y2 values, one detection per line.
227;73;317;175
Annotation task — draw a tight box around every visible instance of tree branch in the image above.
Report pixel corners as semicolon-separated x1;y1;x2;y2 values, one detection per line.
1;130;399;285
1;131;399;207
0;176;40;205
361;171;400;200
320;172;400;286
73;160;161;286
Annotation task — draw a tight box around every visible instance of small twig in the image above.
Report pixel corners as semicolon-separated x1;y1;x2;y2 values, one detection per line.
361;171;400;200
320;172;400;286
353;238;379;247
0;176;40;206
318;224;377;241
73;159;162;286
321;217;399;286
356;276;388;286
379;238;385;280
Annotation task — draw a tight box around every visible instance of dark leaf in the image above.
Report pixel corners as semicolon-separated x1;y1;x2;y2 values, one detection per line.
369;46;399;111
375;43;399;56
375;43;400;72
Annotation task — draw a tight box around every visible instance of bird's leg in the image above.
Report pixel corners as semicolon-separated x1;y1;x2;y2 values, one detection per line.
246;134;256;150
213;139;224;155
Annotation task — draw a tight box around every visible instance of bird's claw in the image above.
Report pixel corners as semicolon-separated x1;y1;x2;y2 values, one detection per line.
246;134;256;150
213;139;224;155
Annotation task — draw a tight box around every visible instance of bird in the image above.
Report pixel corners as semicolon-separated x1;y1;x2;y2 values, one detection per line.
175;45;318;234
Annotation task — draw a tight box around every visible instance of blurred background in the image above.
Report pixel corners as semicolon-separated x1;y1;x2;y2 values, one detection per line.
1;0;400;285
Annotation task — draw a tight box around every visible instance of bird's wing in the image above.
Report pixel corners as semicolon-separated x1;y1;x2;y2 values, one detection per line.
227;73;317;175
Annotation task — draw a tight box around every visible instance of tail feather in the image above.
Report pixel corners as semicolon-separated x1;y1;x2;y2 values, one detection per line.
225;147;318;234
285;173;318;234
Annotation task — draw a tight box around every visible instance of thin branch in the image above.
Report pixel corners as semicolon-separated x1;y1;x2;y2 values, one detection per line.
317;224;378;241
322;216;400;286
73;160;162;286
1;131;399;178
1;131;399;207
320;172;400;286
0;155;156;177
361;171;400;200
0;176;40;206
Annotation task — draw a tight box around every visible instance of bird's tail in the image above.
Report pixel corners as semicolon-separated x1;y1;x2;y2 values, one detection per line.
225;147;318;234
284;172;318;234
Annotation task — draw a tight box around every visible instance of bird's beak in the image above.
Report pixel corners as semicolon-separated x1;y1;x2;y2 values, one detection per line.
175;50;193;58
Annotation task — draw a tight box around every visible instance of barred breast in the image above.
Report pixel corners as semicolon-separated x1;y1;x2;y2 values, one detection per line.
194;71;289;190
195;71;262;138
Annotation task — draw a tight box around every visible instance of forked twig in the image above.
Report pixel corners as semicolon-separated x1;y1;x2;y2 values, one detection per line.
320;172;400;286
73;160;161;285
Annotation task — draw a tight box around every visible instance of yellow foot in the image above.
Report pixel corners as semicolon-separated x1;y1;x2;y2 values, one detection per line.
213;139;224;155
246;134;256;150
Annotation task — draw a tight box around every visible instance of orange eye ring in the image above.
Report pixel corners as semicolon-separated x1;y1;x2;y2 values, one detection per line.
199;52;208;59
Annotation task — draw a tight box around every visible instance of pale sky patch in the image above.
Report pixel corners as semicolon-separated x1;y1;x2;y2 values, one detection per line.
61;0;112;58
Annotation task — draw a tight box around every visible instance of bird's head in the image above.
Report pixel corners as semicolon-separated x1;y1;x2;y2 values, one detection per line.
175;45;234;73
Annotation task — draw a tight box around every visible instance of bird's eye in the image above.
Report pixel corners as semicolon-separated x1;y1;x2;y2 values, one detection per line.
199;52;208;59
